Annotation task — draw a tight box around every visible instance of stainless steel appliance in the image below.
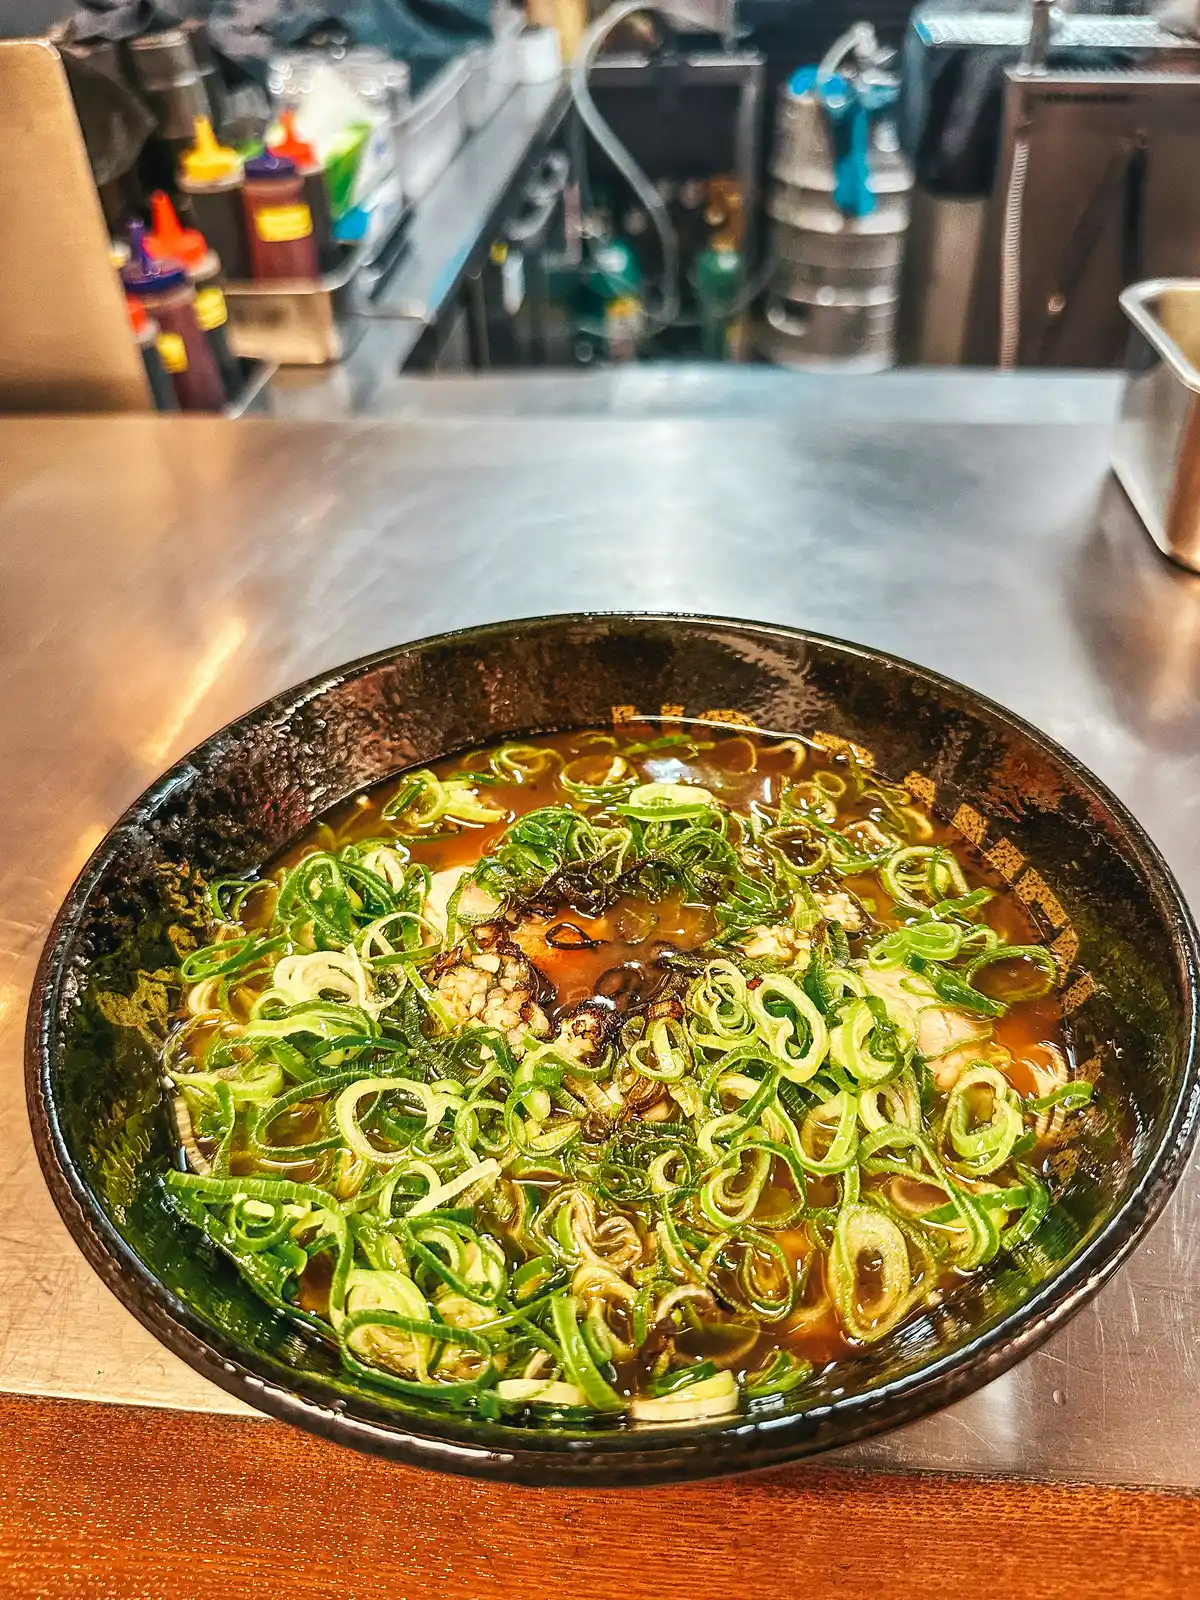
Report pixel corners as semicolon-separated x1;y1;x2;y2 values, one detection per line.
902;4;1200;366
977;67;1200;367
1114;278;1200;573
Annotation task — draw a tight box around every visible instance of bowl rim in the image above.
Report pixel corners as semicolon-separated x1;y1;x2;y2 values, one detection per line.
25;611;1200;1485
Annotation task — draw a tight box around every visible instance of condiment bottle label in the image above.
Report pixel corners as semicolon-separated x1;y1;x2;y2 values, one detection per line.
255;204;314;243
195;287;229;331
156;333;189;373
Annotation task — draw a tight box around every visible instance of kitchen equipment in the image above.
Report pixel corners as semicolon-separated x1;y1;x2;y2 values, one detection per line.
27;615;1200;1485
766;179;910;236
1114;278;1200;573
493;12;525;89
758;289;897;371
121;220;226;412
468;150;572;367
125;295;176;411
242;151;321;282
898;190;987;366
584;45;765;348
179;18;226;140
902;0;1200;185
143;191;243;403
462;20;523;135
339;47;413;127
902;4;1200;367
770;67;908;197
266;51;318;107
761;27;911;371
177;117;251;283
772;221;904;297
0;38;148;412
462;45;505;132
519;27;564;84
222;244;359;366
980;67;1200;369
220;175;406;364
269;109;339;274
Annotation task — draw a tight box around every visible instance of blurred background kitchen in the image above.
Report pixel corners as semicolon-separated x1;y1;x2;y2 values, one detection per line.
2;0;1200;420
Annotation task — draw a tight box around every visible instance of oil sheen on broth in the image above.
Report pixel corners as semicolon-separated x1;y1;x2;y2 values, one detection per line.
163;726;1093;1426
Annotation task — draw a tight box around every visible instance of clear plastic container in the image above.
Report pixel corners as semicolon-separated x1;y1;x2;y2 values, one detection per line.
267;51;319;107
394;59;468;201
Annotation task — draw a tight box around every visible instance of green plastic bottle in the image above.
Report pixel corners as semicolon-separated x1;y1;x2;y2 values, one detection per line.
693;232;743;361
584;238;643;360
587;238;641;305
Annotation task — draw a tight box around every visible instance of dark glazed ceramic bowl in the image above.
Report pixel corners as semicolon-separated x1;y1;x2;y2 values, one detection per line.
27;614;1200;1485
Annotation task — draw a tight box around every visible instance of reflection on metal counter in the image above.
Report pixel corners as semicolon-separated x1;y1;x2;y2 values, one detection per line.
1114;278;1200;574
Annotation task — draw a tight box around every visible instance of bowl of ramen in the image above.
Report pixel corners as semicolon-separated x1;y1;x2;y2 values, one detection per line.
27;614;1200;1485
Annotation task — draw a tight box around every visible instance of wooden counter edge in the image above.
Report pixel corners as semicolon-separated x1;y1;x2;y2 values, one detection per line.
0;1390;1197;1599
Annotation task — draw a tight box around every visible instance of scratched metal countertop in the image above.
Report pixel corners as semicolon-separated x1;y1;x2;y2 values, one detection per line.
1;385;1197;1490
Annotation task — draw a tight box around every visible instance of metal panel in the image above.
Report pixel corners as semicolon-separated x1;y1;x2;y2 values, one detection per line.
1114;278;1200;573
972;70;1200;367
0;39;148;412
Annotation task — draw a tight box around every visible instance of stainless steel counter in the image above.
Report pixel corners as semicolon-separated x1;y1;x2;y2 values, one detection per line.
2;399;1199;1488
289;364;1126;423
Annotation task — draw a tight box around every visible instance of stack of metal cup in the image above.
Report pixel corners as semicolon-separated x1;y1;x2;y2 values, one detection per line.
759;30;912;371
126;29;215;154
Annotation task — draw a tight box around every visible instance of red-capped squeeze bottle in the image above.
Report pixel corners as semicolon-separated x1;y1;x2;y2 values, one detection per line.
145;191;242;401
268;109;338;273
126;295;179;411
122;221;226;412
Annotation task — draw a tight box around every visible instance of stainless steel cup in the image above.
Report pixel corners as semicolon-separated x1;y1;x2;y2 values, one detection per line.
1114;280;1200;574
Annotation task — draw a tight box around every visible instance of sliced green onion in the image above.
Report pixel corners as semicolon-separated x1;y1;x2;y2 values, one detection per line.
964;944;1058;1004
829;1202;914;1344
941;1065;1023;1176
629;1370;738;1424
744;1350;813;1400
747;973;829;1083
549;1294;624;1412
1025;1081;1094;1114
165;730;1078;1425
613;782;717;821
